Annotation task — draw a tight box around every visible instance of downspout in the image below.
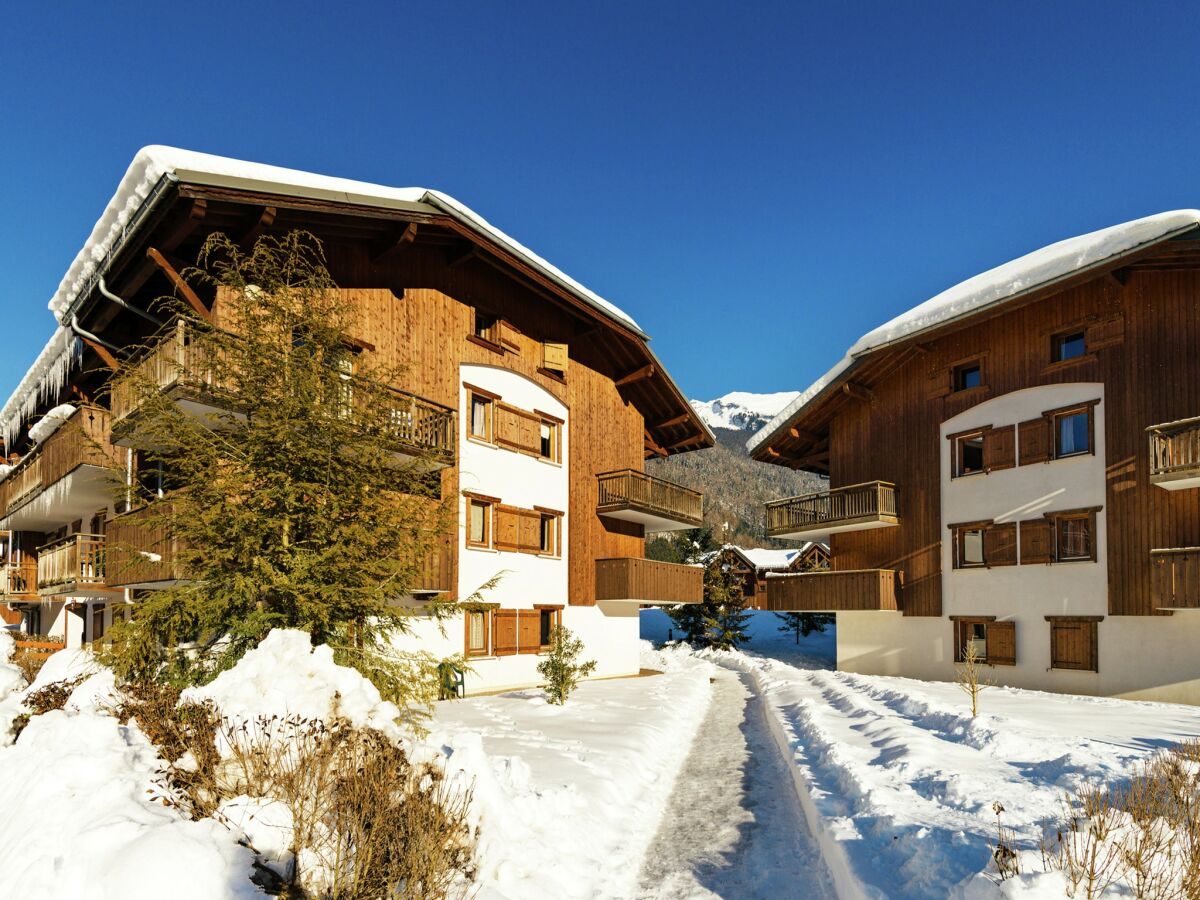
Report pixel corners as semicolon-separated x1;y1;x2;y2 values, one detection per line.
98;277;164;327
68;315;121;355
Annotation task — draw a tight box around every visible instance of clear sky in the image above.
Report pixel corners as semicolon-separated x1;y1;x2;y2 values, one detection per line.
2;2;1198;402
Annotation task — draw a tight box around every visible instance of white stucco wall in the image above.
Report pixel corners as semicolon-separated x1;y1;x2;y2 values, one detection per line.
388;364;640;694
835;382;1200;704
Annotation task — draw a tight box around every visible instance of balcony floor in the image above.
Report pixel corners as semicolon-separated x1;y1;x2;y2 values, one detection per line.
769;517;899;542
1;466;114;532
1151;470;1200;491
598;506;703;532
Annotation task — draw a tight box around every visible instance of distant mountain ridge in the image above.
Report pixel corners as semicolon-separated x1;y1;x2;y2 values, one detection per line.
690;391;800;437
646;390;823;548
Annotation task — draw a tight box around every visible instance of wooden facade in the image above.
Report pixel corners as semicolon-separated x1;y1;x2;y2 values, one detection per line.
753;234;1200;620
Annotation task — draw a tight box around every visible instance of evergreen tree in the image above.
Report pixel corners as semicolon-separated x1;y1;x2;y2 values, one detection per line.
102;231;455;689
536;625;597;705
662;527;717;644
704;556;752;651
774;612;834;644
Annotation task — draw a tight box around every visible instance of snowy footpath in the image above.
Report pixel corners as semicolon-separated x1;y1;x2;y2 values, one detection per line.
714;646;1200;898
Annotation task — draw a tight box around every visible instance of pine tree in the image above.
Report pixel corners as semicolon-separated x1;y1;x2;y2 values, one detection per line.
102;231;456;689
536;625;597;705
662;527;717;644
705;557;752;651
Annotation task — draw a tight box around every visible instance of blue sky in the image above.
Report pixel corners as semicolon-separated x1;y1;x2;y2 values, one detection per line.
2;2;1198;402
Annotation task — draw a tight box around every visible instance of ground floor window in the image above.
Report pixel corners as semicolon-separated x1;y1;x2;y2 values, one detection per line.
1047;617;1099;671
91;603;106;642
537;607;561;650
952;617;1016;666
464;610;492;657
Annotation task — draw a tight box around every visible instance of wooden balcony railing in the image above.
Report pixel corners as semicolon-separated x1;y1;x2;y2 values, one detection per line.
597;469;703;530
759;568;901;612
1151;547;1200;610
0;407;118;515
594;557;704;604
413;531;454;594
15;639;65;658
37;534;108;594
106;506;186;588
1148;417;1200;488
766;481;899;538
110;319;456;462
0;561;39;600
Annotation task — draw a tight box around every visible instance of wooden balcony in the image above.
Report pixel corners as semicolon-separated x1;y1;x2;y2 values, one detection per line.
0;561;39;602
597;469;703;531
37;534;118;598
765;480;899;540
110;319;456;466
1151;547;1200;610
594;557;703;605
1148;417;1200;490
106;506;187;589
759;569;902;612
0;406;120;532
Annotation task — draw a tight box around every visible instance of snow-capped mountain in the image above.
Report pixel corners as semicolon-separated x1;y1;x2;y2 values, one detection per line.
690;391;800;434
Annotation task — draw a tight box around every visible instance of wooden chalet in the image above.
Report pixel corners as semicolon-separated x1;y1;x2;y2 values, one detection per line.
750;209;1200;703
712;543;829;608
0;147;711;690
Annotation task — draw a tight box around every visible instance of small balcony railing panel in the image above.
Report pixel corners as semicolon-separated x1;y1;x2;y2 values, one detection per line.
0;407;117;514
1149;417;1200;489
766;481;899;538
597;469;703;530
37;534;108;594
760;568;901;612
1151;547;1200;610
0;561;39;599
594;557;703;605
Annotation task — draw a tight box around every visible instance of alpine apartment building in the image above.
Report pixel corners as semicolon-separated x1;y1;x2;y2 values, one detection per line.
750;210;1200;704
0;147;709;693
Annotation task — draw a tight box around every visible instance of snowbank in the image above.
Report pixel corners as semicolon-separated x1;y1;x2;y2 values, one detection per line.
0;632;23;704
428;643;715;899
748;209;1200;453
714;649;1200;898
181;629;405;739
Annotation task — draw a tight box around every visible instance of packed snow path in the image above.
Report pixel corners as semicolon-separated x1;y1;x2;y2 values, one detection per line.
636;668;834;899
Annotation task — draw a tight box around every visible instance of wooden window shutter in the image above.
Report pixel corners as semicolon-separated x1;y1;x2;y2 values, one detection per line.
987;621;1016;666
1018;417;1051;466
495;507;520;551
518;510;541;553
543;342;568;374
1085;314;1124;350
499;320;520;351
517;610;540;654
1049;620;1097;671
1019;519;1053;564
494;406;518;447
983;522;1017;567
493;610;518;656
983;425;1016;472
517;412;539;455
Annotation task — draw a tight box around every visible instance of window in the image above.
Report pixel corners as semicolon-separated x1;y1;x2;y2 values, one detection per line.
539;513;559;556
467;498;492;548
538;419;559;462
539;609;556;649
1054;408;1091;457
465;610;490;657
334;351;355;418
953;361;982;392
1048;617;1099;671
954;525;987;568
952;618;1016;665
954;432;986;477
1055;512;1094;562
1052;330;1086;363
473;310;500;344
469;392;493;442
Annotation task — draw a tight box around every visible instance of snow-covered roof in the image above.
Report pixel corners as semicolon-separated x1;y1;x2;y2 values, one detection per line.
748;209;1200;454
48;145;643;335
740;547;800;570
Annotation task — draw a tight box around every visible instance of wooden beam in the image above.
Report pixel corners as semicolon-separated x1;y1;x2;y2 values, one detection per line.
667;434;703;450
791;450;831;468
653;412;692;429
1109;267;1128;287
842;381;874;403
616;363;655;387
157;198;208;253
764;446;780;458
644;430;668;458
146;247;211;322
370;222;418;262
788;426;821;443
447;243;480;268
81;337;119;371
238;205;277;250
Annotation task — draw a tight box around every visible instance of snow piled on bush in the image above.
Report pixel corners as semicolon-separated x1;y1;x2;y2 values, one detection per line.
0;631;23;703
182;629;405;739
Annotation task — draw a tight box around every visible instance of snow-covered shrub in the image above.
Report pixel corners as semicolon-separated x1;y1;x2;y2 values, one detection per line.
536;625;597;705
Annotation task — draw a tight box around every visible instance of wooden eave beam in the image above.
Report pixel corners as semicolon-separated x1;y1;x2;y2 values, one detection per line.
653;412;692;430
789;426;820;443
146;247;211;322
643;430;668;458
842;381;875;403
238;205;277;250
667;434;704;450
616;363;655;388
447;243;482;268
370;221;418;262
81;337;119;371
157;198;208;253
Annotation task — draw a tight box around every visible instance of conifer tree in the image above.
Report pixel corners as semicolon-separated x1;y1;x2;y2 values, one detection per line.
774;611;834;644
536;625;597;705
662;527;717;644
102;232;456;688
703;556;751;651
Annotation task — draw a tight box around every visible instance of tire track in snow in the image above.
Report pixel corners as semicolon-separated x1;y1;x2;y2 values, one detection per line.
635;669;834;899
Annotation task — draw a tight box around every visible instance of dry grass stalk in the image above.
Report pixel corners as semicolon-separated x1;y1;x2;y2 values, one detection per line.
956;640;993;717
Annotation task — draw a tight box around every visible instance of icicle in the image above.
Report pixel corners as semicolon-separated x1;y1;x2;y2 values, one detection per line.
0;328;82;451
